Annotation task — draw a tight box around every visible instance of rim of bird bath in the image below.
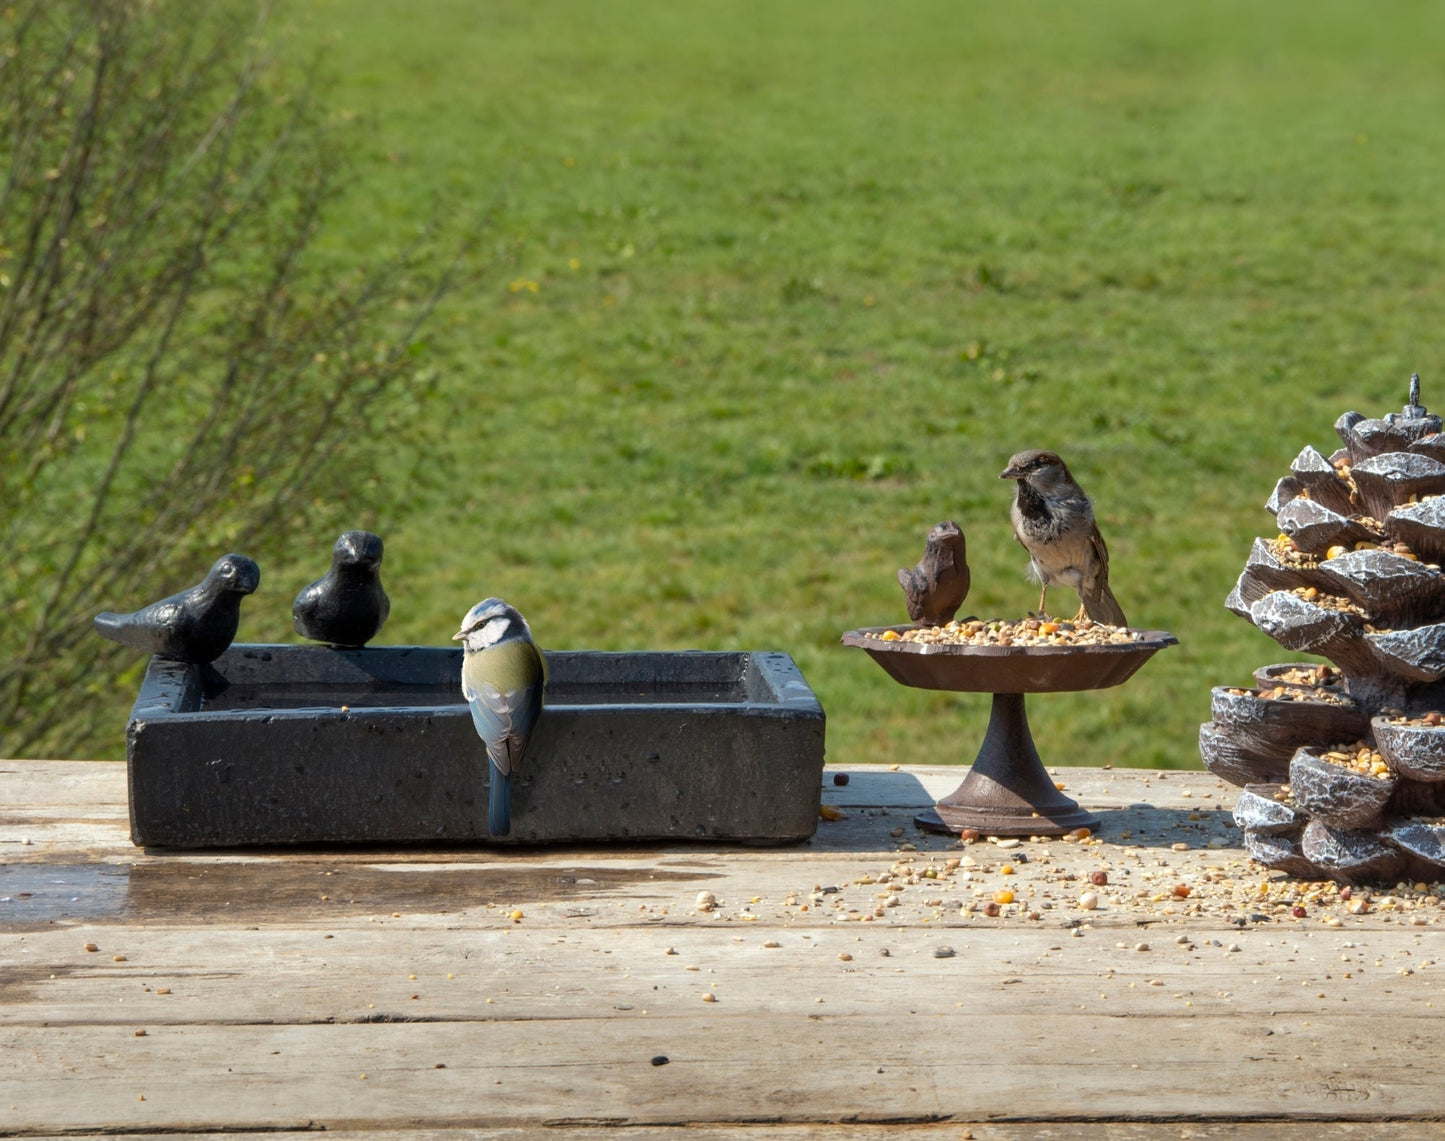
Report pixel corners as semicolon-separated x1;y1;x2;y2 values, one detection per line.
841;625;1179;836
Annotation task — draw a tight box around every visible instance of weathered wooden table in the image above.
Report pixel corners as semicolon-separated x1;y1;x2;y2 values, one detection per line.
3;760;1442;1139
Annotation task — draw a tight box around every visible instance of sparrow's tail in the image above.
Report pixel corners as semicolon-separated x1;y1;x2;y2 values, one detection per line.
1082;584;1128;628
488;762;512;837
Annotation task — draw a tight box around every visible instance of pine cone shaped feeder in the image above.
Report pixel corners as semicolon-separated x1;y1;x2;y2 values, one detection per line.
1206;375;1445;883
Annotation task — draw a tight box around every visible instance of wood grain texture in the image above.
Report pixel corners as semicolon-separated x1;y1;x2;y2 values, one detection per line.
3;759;1443;1136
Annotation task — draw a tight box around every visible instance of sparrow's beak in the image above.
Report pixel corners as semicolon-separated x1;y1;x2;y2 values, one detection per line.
1000;463;1024;480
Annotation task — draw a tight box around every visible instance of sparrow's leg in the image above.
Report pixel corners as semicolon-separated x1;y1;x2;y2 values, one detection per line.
1037;585;1050;617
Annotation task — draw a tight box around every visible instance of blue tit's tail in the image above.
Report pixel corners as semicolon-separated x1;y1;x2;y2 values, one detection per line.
488;762;512;837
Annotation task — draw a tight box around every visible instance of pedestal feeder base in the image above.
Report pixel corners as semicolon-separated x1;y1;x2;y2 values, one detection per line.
914;693;1101;837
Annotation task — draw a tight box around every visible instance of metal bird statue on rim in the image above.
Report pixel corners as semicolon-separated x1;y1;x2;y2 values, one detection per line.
292;530;390;648
93;552;260;663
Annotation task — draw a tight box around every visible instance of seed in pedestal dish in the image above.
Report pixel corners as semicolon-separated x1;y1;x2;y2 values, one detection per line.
872;617;1145;649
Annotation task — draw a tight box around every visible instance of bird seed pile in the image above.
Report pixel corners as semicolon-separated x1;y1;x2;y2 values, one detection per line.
1270;531;1439;570
1288;585;1372;618
1223;685;1357;707
1319;742;1393;779
1381;710;1445;727
1270;664;1343;689
874;617;1146;648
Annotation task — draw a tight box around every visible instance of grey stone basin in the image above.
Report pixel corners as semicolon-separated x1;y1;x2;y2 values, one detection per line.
125;644;826;849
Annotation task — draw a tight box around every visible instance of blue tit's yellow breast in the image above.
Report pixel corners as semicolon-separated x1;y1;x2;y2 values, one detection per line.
468;638;543;693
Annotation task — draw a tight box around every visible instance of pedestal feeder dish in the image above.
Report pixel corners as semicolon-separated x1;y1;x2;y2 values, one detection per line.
1206;376;1445;883
124;644;825;848
842;626;1177;836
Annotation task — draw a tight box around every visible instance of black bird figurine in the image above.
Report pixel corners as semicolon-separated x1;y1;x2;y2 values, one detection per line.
292;530;390;647
94;553;260;663
898;520;971;626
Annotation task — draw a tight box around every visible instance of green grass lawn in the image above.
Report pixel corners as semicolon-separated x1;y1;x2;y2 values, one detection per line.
117;0;1445;766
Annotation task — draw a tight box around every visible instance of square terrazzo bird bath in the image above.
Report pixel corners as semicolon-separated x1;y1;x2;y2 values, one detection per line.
124;644;825;848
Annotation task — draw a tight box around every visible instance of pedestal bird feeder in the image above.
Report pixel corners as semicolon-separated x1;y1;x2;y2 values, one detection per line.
842;627;1176;835
1204;376;1445;883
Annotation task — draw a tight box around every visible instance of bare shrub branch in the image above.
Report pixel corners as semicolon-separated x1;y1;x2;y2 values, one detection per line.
0;0;473;757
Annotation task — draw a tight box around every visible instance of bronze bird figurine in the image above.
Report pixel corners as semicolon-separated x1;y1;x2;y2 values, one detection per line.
1001;449;1127;627
898;520;970;626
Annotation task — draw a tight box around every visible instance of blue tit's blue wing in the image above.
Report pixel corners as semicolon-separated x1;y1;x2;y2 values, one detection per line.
461;642;544;775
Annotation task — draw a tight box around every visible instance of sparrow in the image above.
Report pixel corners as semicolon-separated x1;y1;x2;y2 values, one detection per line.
292;530;390;648
455;598;545;838
898;520;970;626
1000;449;1127;627
94;553;260;663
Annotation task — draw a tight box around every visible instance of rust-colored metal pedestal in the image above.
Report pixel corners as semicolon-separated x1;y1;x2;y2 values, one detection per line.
842;626;1177;837
913;692;1101;836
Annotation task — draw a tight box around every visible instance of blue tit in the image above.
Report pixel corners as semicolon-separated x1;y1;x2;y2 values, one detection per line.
454;598;545;838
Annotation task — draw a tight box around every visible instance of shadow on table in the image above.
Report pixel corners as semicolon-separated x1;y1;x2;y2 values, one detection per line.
814;769;1241;855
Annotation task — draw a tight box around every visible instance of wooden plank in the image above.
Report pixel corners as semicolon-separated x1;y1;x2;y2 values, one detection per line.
821;765;1238;811
2;1009;1443;1131
0;759;129;818
0;760;1242;858
0;759;1231;815
0;760;1244;865
46;1131;1432;1141
4;922;1442;1027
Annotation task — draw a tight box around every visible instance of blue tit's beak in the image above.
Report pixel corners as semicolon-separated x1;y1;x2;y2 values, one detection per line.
452;631;465;641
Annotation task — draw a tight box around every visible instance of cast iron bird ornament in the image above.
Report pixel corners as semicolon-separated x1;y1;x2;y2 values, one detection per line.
1001;449;1127;627
292;530;390;647
93;553;260;663
898;520;971;626
455;598;545;838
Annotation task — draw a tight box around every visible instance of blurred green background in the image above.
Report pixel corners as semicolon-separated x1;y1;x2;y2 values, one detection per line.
62;1;1445;763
